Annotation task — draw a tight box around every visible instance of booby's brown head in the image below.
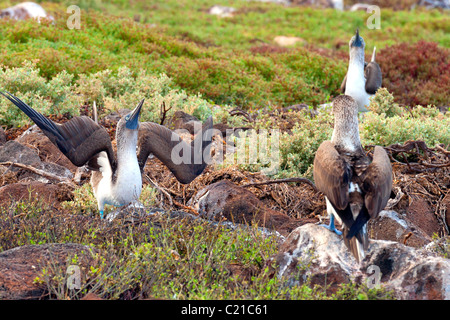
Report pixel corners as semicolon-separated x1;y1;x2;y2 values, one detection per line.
331;95;361;151
332;95;358;120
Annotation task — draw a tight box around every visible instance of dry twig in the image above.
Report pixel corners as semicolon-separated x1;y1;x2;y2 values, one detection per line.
367;140;450;173
241;177;317;192
159;101;172;125
229;108;254;123
144;174;173;207
0;161;76;187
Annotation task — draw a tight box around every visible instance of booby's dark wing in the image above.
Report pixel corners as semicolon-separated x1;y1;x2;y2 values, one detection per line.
364;61;382;94
313;140;355;226
343;146;392;262
345;146;392;241
341;63;381;95
364;47;382;94
339;73;348;93
314;141;373;240
361;146;392;218
138;116;213;184
0;92;116;171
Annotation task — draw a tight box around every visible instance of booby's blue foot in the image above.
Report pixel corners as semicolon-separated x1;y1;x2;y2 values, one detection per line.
100;210;104;220
320;215;342;236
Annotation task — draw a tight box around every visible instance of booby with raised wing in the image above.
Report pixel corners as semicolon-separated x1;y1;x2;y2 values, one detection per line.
313;95;392;262
0;92;213;219
137;119;213;184
340;29;382;112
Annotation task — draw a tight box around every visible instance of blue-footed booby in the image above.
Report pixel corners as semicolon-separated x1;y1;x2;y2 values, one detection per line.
313;95;392;262
0;92;213;219
340;29;382;112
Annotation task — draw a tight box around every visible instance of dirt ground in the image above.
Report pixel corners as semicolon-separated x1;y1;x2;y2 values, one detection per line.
1;110;449;243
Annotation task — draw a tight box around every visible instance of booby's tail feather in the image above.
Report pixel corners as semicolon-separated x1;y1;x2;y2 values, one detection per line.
371;47;376;62
347;206;370;239
343;225;368;263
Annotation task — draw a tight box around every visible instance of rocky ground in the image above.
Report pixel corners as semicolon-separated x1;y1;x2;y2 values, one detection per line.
0;109;448;300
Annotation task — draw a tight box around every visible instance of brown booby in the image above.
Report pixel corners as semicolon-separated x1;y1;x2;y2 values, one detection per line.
0;92;213;219
313;95;392;262
340;29;382;112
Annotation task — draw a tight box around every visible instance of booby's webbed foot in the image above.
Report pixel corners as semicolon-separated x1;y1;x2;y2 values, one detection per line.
100;210;104;220
320;215;342;236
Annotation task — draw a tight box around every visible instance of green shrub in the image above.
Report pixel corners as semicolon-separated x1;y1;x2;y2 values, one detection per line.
76;67;212;123
1;2;448;110
2;198;392;300
360;110;450;147
0;61;81;126
361;89;450;147
277;109;334;179
0;63;214;126
367;88;403;117
0;8;345;110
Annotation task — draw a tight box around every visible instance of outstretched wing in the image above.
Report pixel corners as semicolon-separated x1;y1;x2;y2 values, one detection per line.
0;91;116;171
138;116;213;184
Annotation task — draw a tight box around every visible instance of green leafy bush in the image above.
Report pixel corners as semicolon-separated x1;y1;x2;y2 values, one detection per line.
0;61;81;126
0;63;213;126
0;7;345;109
360;108;450;147
1;2;448;110
361;89;450;147
76;67;212;123
278;110;334;179
1;198;392;300
366;88;403;117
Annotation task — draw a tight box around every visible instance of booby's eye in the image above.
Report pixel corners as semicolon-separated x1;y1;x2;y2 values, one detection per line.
125;115;130;121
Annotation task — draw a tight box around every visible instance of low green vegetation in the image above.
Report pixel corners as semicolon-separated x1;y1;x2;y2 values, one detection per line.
0;0;448;108
50;0;450;49
0;200;394;300
0;62;213;126
0;6;346;109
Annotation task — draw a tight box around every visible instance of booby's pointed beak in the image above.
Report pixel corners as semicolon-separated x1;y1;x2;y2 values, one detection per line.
352;28;363;48
125;98;144;130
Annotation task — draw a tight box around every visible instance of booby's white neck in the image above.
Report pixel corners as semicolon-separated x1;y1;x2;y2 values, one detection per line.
345;47;370;112
331;114;362;153
115;129;140;181
346;48;365;90
108;128;142;206
116;131;138;163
